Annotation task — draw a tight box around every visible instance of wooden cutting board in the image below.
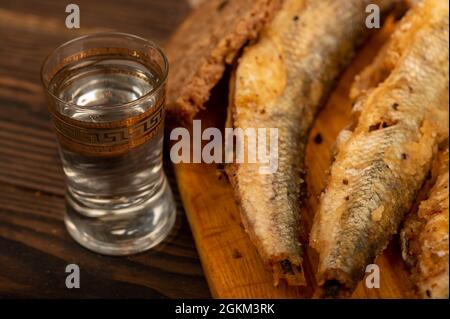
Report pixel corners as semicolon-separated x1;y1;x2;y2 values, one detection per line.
173;20;415;298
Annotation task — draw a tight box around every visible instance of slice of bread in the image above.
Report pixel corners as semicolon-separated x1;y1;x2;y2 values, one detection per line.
165;0;281;125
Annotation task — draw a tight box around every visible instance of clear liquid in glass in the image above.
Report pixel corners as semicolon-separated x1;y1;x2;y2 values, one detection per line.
49;56;176;255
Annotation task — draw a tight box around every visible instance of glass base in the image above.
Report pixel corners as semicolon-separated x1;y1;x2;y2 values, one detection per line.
64;179;177;255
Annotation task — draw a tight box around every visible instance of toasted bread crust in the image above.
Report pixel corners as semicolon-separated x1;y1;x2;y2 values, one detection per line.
165;0;281;125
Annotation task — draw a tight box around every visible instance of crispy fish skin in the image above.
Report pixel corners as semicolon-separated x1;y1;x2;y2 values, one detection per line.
401;148;449;299
310;0;449;297
226;0;399;286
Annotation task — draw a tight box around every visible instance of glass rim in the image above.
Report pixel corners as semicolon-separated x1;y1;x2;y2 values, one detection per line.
40;32;169;112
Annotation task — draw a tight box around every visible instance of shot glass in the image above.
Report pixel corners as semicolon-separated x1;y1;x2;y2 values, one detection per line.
41;32;176;255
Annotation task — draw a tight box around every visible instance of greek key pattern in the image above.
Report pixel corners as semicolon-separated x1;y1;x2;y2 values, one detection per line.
51;103;164;157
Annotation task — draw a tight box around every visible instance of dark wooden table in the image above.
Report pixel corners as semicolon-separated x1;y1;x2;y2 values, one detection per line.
0;0;211;298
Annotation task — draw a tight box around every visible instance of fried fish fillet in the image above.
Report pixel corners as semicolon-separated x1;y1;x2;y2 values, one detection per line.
310;0;449;297
226;0;400;286
401;147;449;299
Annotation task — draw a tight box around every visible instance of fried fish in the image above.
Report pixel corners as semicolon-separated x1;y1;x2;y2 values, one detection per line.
226;0;400;286
310;0;449;297
401;147;449;299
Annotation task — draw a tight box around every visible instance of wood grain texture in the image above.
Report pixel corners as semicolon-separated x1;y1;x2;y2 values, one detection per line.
0;0;210;298
174;20;416;298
